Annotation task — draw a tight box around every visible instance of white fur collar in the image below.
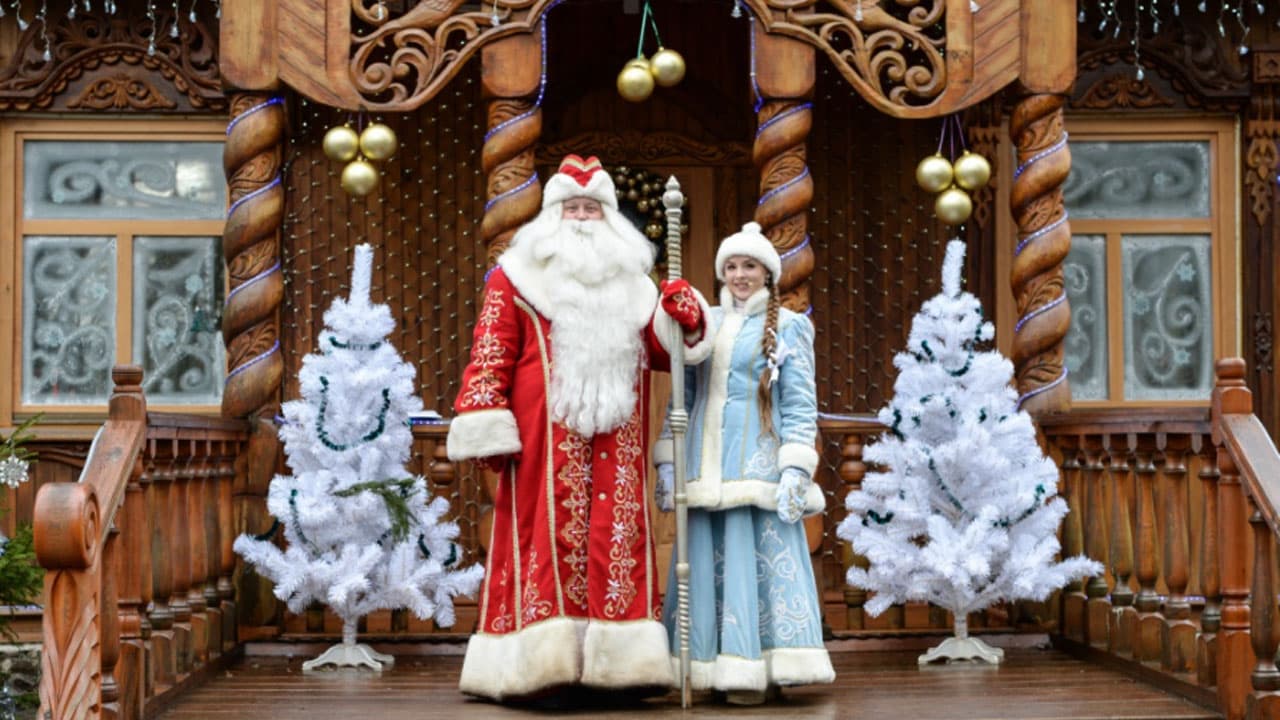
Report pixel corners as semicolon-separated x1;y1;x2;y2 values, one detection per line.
499;245;658;328
719;286;771;316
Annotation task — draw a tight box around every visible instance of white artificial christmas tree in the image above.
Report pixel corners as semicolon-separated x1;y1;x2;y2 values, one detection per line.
234;243;483;672
837;239;1101;664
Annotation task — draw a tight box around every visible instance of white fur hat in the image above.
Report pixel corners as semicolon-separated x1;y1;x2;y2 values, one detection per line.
715;221;781;282
541;154;619;210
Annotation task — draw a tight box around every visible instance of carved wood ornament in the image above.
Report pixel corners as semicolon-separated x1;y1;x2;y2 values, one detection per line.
0;9;225;112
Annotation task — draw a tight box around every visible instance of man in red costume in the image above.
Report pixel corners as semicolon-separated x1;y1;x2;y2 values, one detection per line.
447;155;712;701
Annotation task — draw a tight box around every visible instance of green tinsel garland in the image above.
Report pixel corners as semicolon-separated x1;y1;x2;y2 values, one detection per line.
334;478;419;543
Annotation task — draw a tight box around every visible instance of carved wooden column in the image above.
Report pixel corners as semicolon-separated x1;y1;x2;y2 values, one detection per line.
1214;358;1256;720
480;30;543;266
751;26;815;313
1105;432;1136;657
1008;92;1071;414
222;90;286;633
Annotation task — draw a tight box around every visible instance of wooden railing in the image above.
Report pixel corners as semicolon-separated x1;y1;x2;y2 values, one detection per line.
1040;358;1280;720
34;366;250;720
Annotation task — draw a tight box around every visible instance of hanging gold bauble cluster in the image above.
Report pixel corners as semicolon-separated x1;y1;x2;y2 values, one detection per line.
616;1;686;103
916;150;991;226
323;121;398;197
611;165;689;240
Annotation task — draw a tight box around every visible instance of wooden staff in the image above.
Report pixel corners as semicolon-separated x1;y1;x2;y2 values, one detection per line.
661;176;692;707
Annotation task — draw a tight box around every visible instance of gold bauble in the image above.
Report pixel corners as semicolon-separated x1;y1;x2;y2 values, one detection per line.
648;47;686;88
915;153;954;194
341;158;379;197
617;58;655;102
323;125;360;162
359;123;398;162
953;151;992;191
935;187;973;225
637;199;650;212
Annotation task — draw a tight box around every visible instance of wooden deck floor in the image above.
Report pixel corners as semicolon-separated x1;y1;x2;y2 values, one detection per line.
154;643;1221;720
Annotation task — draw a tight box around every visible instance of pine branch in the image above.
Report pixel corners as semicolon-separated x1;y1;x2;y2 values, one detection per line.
333;478;420;542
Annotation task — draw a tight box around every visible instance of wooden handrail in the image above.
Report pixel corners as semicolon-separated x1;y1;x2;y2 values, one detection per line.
33;366;251;719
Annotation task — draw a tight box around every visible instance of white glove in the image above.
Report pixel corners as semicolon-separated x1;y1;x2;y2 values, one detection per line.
655;463;675;512
775;467;810;524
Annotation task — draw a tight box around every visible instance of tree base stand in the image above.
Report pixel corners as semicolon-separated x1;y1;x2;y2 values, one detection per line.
918;615;1005;665
918;635;1005;665
302;622;395;672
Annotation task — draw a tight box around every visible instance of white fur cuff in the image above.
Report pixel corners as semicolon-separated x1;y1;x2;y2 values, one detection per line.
652;437;674;466
685;478;825;516
581;619;675;689
458;617;583;700
779;442;820;478
446;408;522;461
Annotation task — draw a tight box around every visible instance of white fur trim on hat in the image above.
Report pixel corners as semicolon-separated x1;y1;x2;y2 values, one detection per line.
541;154;619;210
715;221;782;282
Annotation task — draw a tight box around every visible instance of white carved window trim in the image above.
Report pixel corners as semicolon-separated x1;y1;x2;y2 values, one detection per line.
994;116;1240;407
0;118;228;431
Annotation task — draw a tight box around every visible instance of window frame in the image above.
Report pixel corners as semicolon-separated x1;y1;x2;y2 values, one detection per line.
0;118;228;432
996;115;1240;408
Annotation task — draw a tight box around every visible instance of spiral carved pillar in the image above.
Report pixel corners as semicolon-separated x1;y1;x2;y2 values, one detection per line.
221;90;286;629
751;26;815;313
1009;92;1072;414
480;29;544;267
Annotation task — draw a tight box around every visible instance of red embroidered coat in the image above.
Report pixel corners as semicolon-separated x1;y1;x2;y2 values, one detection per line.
446;265;710;700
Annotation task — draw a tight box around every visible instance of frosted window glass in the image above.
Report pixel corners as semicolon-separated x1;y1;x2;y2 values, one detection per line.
22;236;116;404
1064;235;1108;401
24;140;225;220
132;236;225;404
1064;141;1210;219
1122;235;1213;401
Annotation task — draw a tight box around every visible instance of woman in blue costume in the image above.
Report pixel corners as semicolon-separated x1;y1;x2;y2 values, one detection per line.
654;222;835;704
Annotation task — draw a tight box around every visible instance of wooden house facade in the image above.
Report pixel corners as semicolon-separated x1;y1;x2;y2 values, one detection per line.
1;0;1279;718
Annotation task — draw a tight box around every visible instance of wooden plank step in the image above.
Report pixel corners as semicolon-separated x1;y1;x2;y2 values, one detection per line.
154;646;1221;719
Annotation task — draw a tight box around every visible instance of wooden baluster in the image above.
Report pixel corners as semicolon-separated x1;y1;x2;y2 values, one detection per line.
1082;434;1110;647
1106;432;1137;657
1159;433;1195;672
1246;508;1280;719
839;432;868;631
204;440;229;655
219;441;240;650
170;441;193;675
187;439;210;666
1132;433;1163;662
1196;433;1222;688
148;440;176;690
100;524;122;718
1058;434;1086;641
116;452;152;717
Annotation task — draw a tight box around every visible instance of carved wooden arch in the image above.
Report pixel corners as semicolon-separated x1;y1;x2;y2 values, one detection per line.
0;8;225;112
223;0;1066;117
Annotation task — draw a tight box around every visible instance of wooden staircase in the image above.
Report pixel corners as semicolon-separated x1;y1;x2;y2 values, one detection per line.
30;359;1280;719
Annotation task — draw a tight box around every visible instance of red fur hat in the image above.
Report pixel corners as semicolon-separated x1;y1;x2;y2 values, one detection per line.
542;154;619;210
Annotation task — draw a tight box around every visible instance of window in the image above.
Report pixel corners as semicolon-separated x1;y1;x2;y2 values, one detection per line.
997;117;1238;406
1;120;228;427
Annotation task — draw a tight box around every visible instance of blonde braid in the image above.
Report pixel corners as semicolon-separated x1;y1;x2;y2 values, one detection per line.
757;282;781;437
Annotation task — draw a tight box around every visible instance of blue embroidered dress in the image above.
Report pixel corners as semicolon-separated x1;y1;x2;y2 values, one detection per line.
656;286;835;692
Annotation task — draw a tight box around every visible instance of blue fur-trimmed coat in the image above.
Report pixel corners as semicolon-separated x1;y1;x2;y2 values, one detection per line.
655;286;824;516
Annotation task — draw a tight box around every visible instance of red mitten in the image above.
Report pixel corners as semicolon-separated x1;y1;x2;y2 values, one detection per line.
660;279;702;332
476;454;520;473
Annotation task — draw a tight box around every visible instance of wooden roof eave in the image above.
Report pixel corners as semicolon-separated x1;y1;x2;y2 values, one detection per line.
219;0;1073;117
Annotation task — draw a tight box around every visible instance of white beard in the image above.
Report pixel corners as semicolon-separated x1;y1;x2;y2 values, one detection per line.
510;206;655;436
